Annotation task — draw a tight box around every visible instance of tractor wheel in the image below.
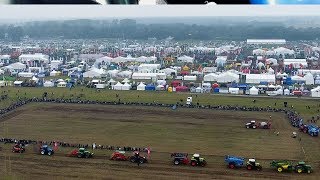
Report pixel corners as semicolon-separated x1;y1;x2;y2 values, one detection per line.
257;166;262;171
201;161;206;167
307;169;311;174
297;168;303;173
277;167;283;173
246;126;249;129
41;151;45;155
77;154;82;158
229;163;235;169
130;157;135;163
174;160;180;165
139;159;145;164
48;151;52;156
191;161;196;166
247;165;252;170
253;126;256;129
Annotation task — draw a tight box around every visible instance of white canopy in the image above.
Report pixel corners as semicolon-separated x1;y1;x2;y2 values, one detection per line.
43;81;54;87
177;55;194;63
122;82;131;90
249;86;259;95
246;74;275;84
137;82;146;91
204;73;218;82
113;82;123;90
122;78;130;83
7;62;26;70
304;73;314;85
311;86;320;97
216;72;239;83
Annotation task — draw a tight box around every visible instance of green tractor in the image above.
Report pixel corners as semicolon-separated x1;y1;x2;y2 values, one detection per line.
270;160;293;173
69;148;94;158
294;161;312;174
190;154;207;167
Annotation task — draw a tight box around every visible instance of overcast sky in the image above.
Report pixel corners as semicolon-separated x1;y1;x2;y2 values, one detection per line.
0;5;319;20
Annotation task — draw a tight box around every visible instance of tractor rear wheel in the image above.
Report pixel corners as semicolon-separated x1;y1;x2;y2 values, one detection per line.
307;169;311;174
174;160;180;165
277;167;283;173
257;166;262;171
229;163;235;169
77;154;82;158
247;165;252;170
191;161;196;166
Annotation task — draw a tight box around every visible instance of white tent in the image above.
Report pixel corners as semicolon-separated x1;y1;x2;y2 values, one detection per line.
203;73;218;82
31;76;39;83
107;70;120;78
291;75;306;82
157;80;166;86
43;81;54;87
122;82;131;90
195;87;203;93
156;84;165;91
107;79;116;86
311;86;320;97
215;56;228;66
183;75;197;81
249;86;259;95
284;89;290;95
117;71;132;78
217;72;239;83
50;70;60;77
304;73;314;85
160;68;177;76
246;74;275;84
113;82;123;90
83;70;101;78
7;62;26;70
132;73;157;80
229;88;239;94
137;82;146;91
177;55;194;63
274;47;295;56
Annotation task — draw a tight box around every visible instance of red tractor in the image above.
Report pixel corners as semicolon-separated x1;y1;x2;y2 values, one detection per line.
12;144;25;153
171;153;189;165
110;151;128;161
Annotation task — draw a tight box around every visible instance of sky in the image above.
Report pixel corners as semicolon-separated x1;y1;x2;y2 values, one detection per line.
0;5;320;21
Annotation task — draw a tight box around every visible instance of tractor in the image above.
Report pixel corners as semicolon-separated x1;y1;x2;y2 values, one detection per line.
129;151;148;164
246;158;262;171
307;124;319;137
225;155;245;169
39;145;54;156
294;161;312;174
12;144;25;153
171;152;189;165
69;148;94;158
299;124;319;137
190;154;207;167
259;122;271;129
110;150;128;161
245;121;271;129
270;160;293;172
245;121;258;129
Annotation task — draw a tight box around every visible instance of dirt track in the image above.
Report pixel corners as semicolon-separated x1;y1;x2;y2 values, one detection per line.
0;103;319;179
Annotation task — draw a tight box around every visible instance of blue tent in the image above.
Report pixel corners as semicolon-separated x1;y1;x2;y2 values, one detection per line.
145;84;156;91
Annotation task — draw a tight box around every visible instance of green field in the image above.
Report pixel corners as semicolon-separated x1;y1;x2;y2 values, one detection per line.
0;86;319;119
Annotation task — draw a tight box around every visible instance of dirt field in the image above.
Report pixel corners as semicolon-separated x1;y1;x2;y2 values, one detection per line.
0;103;319;179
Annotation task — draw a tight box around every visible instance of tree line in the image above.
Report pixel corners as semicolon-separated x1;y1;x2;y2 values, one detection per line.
0;19;320;41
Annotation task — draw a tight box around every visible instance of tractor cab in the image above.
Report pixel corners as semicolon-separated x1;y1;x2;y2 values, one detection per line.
295;161;313;174
245;120;257;129
40;145;54;156
246;158;262;170
190;154;206;167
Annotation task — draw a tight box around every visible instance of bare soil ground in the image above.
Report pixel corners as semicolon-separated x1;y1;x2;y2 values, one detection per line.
0;103;319;179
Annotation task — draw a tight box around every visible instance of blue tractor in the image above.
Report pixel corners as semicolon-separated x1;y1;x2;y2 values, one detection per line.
307;124;319;137
39;145;54;156
225;155;245;169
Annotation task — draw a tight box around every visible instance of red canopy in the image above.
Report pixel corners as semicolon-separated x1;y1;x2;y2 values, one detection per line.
171;80;182;87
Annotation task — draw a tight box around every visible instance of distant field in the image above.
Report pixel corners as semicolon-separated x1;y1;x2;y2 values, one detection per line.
0;103;319;179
